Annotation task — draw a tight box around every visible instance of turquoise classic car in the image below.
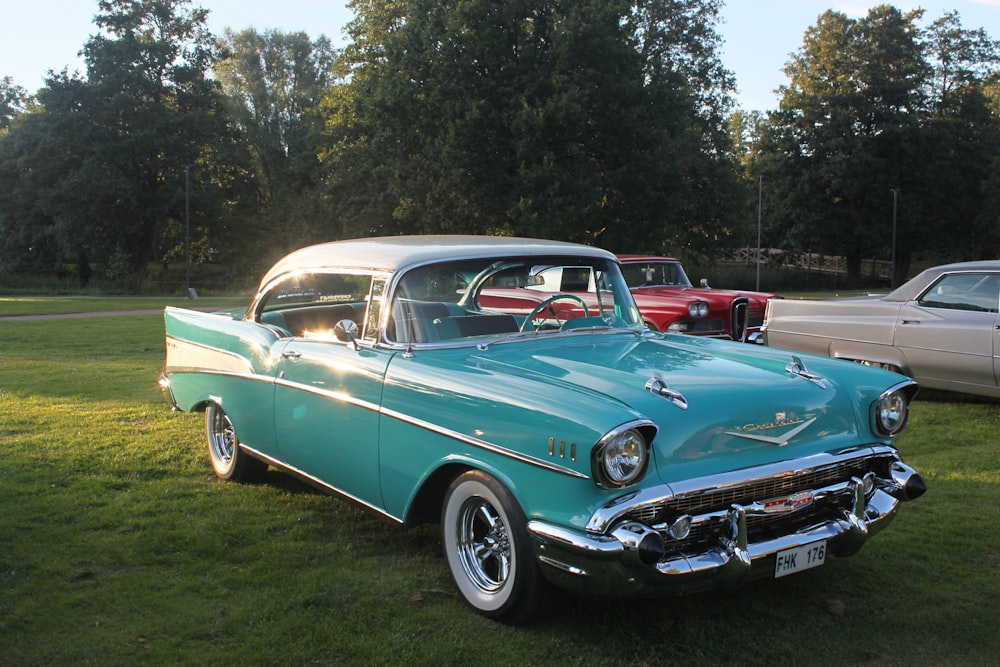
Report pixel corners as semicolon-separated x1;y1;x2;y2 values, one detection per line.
161;236;926;623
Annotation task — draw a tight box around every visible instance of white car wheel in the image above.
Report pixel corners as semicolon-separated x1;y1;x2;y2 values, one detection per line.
442;471;546;623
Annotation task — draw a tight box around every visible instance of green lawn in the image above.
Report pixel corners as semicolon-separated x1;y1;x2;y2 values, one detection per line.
0;296;246;317
1;310;997;665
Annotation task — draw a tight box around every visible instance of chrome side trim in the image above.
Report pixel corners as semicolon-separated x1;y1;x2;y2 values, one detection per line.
173;368;589;479
274;377;382;413
163;367;275;387
275;378;589;480
165;335;254;375
379;405;591;480
240;444;404;525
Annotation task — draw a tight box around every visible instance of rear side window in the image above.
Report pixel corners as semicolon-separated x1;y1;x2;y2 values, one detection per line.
261;273;371;311
918;273;1000;313
256;272;375;338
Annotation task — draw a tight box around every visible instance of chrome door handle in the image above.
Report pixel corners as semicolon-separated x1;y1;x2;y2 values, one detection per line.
281;350;302;359
900;320;920;325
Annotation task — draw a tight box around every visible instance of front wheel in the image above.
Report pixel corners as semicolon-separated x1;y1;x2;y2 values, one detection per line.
441;471;548;624
205;403;267;482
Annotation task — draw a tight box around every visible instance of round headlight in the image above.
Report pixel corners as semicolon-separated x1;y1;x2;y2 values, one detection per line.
594;428;649;488
875;389;909;436
688;302;709;318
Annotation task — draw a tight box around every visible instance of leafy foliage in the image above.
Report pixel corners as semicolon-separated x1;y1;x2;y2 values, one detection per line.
321;0;740;254
0;76;29;132
214;29;338;260
0;0;234;292
1;2;998;292
756;6;1000;286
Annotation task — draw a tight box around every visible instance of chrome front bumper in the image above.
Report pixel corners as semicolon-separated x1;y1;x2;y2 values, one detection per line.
527;449;924;597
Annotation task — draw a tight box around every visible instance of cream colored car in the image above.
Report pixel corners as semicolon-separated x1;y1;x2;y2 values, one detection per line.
762;260;1000;398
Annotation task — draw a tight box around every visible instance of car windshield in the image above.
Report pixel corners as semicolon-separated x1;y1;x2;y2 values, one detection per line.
620;261;693;288
387;255;643;344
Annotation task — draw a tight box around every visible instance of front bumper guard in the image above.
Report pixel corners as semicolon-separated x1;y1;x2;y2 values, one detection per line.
527;463;923;597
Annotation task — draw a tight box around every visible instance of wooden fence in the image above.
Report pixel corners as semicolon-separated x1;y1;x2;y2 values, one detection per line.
723;247;892;279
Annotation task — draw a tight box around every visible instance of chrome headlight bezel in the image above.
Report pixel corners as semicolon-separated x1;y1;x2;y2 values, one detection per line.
592;420;657;489
871;380;918;437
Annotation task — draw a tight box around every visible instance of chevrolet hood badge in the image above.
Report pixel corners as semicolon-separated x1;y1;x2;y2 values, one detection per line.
725;415;817;446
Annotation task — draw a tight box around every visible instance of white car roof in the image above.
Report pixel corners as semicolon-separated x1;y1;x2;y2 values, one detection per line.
257;235;616;292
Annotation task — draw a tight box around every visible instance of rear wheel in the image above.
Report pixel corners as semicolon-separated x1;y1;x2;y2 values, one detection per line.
205;403;267;482
441;471;547;624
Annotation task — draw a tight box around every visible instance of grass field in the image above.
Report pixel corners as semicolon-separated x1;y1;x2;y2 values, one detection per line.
0;295;247;317
1;300;998;665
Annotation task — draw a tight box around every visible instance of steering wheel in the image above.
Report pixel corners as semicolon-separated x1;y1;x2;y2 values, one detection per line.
520;294;590;331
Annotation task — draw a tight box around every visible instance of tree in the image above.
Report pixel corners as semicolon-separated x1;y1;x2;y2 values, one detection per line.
214;28;337;257
0;76;28;132
0;0;231;292
756;7;1000;286
761;7;928;285
917;12;1000;266
321;0;740;255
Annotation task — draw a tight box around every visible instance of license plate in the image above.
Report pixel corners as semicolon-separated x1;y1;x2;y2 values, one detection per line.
774;540;826;578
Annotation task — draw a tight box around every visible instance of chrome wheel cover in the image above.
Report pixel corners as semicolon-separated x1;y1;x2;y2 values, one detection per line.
456;496;512;593
208;407;237;466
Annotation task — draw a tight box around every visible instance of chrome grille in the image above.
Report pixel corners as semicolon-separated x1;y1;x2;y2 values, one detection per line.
625;459;874;530
731;298;749;342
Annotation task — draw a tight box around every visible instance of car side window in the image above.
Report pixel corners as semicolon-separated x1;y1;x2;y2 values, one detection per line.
257;272;374;338
918;273;1000;313
531;266;593;292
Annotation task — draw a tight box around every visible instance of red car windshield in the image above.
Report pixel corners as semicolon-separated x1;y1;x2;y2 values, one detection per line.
621;261;693;288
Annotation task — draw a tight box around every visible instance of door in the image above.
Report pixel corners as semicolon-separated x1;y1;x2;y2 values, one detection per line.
273;338;394;508
893;272;1000;392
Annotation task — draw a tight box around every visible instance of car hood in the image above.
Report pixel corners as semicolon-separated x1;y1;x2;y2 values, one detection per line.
471;332;890;484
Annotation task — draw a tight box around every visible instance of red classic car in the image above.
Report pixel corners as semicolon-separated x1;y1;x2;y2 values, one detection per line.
478;256;779;341
619;255;780;341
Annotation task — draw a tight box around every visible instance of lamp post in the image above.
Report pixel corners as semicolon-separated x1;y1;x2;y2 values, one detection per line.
185;165;191;296
756;175;762;291
890;188;899;288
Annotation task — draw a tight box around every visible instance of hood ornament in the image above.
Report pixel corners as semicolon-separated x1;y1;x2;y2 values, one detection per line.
645;373;688;410
786;355;828;389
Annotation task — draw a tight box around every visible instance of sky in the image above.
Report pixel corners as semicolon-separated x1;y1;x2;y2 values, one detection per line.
3;1;1000;112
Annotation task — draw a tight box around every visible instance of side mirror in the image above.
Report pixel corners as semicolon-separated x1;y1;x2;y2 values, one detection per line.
333;319;359;348
700;278;711;289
